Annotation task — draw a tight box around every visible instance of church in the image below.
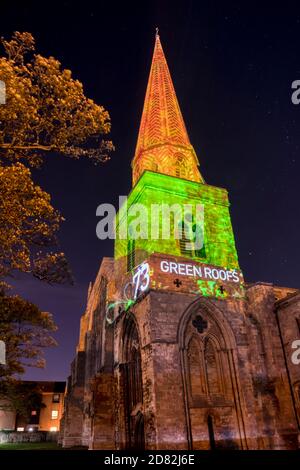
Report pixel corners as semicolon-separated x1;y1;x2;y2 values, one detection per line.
60;33;300;450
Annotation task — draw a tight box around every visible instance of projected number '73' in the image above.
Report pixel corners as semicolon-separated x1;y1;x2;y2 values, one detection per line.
132;262;150;300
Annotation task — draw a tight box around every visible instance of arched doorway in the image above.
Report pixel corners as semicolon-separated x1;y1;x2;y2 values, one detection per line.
134;412;145;450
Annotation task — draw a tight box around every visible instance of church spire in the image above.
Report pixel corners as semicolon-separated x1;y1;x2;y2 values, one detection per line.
132;32;204;186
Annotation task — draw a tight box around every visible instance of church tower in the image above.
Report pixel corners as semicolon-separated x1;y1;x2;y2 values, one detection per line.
115;32;243;301
61;33;300;451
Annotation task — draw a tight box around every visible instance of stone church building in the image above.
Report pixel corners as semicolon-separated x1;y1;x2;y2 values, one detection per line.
60;34;300;450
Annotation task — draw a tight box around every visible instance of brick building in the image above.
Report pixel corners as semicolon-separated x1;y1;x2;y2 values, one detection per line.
60;34;300;450
0;381;65;432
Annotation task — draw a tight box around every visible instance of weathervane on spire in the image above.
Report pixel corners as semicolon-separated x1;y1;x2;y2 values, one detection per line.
155;27;159;38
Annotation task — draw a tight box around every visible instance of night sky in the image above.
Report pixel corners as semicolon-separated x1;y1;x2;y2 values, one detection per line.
1;1;300;381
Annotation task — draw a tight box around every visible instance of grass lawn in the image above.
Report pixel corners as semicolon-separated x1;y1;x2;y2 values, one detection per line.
0;442;62;450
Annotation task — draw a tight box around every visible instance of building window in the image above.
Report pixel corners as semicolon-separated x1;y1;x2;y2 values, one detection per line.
127;239;136;272
122;315;144;449
50;426;57;432
151;162;158;172
51;410;58;420
205;338;221;395
178;217;206;259
175;155;186;179
31;410;37;416
52;393;60;403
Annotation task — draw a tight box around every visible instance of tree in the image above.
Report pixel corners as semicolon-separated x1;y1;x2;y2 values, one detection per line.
0;292;57;380
0;31;114;166
0;31;113;383
0;380;46;419
0;162;69;283
0;289;57;414
0;32;113;284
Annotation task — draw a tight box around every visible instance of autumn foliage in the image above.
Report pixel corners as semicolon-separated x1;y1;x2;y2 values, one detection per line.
0;32;113;385
0;31;113;166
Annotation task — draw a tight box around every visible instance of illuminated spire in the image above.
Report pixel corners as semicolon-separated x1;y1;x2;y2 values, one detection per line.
132;32;204;186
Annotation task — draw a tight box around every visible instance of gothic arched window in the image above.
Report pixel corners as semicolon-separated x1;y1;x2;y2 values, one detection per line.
294;382;300;407
134;412;145;450
122;315;144;449
129;345;142;409
181;307;241;450
151;162;158;172
187;337;205;398
178;214;206;259
175;155;186;178
204;338;222;396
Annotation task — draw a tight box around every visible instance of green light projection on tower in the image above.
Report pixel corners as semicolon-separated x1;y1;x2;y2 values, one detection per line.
115;170;240;273
113;33;242;301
